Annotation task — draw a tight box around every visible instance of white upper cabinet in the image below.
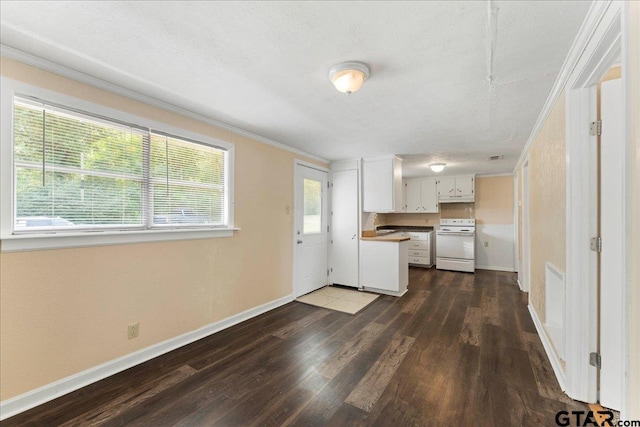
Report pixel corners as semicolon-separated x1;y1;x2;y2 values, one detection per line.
405;178;438;213
401;179;408;212
437;175;475;202
405;179;421;212
363;156;403;212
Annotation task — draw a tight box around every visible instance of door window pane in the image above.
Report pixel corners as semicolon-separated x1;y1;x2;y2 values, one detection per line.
303;178;321;234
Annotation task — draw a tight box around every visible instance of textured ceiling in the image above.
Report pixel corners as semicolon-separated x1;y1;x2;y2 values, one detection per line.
0;1;591;177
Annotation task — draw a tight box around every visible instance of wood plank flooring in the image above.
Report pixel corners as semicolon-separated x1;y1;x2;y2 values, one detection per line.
3;268;588;426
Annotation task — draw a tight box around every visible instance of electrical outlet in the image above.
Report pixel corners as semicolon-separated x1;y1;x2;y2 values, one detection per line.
483;241;489;247
128;322;139;339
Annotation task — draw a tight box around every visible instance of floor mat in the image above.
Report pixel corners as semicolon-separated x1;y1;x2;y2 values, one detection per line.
296;286;379;314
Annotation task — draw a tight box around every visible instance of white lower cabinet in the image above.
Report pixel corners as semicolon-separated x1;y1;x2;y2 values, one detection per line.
407;231;432;267
360;239;409;296
387;231;433;268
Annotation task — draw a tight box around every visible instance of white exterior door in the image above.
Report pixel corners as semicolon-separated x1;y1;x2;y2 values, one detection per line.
294;163;328;297
330;168;359;287
599;78;623;411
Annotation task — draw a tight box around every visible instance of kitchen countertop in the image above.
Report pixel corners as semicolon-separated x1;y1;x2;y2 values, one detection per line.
376;225;435;233
361;236;411;242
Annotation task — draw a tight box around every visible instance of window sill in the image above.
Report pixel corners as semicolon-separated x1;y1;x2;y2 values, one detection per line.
0;227;240;252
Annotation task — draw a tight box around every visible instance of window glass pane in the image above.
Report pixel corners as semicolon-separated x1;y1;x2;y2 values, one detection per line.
150;133;225;226
303;178;322;234
11;96;229;234
15;169;143;229
13;99;144;231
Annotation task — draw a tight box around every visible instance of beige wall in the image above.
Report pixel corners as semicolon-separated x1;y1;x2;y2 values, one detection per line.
527;91;566;323
0;57;326;400
474;175;514;225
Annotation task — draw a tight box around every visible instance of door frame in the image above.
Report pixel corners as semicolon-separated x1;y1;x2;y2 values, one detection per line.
565;0;626;408
513;171;520;276
520;158;531;293
292;159;330;298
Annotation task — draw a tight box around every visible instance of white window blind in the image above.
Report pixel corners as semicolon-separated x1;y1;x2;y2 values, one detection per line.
12;97;228;233
150;132;226;226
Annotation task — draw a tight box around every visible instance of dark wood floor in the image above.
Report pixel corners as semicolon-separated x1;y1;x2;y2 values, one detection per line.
3;268;588;426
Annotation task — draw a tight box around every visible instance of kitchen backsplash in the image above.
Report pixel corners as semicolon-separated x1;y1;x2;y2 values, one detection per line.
380;203;475;226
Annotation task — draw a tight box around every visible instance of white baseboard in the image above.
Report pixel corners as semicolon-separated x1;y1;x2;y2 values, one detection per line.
475;265;516;272
0;294;294;421
528;304;566;392
517;279;524;292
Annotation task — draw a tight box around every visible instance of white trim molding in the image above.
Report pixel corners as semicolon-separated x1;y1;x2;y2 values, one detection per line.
0;77;240;251
475;265;515;272
0;45;328;165
565;0;623;405
0;294;294;421
513;0;613;173
529;304;567;392
474;172;514;178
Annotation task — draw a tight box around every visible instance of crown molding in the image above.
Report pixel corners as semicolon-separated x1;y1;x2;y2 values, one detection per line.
475;172;514;177
513;0;612;173
0;44;329;164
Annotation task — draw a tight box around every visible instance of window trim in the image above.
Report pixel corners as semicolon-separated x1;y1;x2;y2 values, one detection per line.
1;77;237;252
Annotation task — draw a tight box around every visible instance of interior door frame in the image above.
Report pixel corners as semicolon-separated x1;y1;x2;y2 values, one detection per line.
565;0;625;409
292;159;330;298
520;159;531;293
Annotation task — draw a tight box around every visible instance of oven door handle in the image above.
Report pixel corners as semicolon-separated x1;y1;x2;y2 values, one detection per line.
436;232;474;237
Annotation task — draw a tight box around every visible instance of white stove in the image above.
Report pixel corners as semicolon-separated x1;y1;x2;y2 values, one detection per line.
436;219;475;273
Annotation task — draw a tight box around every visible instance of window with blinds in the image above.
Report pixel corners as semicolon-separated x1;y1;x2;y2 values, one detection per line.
12;97;228;233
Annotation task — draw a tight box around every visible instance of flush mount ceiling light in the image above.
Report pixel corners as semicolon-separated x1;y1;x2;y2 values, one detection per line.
328;62;370;95
429;163;446;173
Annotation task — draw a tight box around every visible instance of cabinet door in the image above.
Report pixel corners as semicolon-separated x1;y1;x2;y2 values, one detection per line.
405;179;422;212
363;157;402;212
363;159;393;212
420;178;439;213
438;177;456;199
392;157;404;212
401;179;408;212
455;176;474;197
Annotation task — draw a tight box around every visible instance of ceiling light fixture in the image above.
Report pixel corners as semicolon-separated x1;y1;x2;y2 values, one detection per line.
329;62;370;95
429;163;446;173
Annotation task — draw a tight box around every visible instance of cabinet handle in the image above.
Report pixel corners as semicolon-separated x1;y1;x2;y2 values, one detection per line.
352;234;356;240
415;207;420;211
297;240;303;244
